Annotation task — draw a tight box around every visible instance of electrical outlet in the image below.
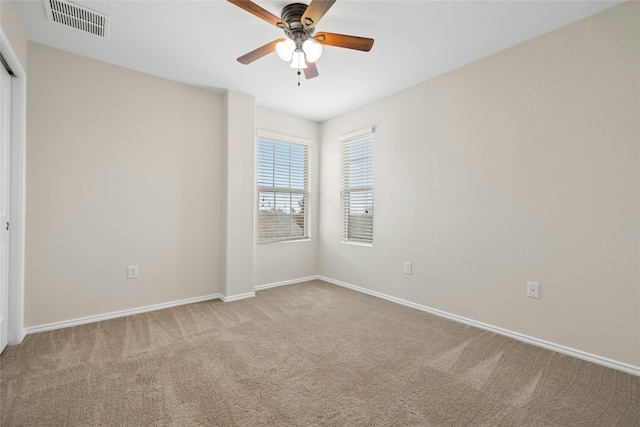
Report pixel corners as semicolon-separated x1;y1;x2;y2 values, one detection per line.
404;262;412;275
527;281;540;298
127;265;139;279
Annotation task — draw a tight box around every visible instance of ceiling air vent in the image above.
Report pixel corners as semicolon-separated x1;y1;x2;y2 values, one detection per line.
43;0;110;39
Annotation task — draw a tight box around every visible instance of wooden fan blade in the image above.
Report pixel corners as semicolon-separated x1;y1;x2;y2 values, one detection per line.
304;61;319;79
314;32;374;52
301;0;336;28
227;0;287;29
237;39;285;65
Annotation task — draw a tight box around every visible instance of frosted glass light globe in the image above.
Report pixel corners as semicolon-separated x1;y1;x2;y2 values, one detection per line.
289;51;308;69
276;39;295;62
302;40;322;63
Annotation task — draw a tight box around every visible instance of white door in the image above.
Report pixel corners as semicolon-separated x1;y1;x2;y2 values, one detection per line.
0;63;11;353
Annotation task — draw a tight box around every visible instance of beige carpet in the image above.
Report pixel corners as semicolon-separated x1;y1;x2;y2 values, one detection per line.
1;280;638;426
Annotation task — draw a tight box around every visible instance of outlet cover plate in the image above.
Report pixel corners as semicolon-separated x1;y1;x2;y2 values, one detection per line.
527;281;540;298
404;262;412;275
127;265;139;279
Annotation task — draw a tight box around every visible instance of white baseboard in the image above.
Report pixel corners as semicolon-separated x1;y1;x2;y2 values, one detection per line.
318;276;640;377
24;290;259;336
25;293;223;335
254;276;320;291
23;276;639;376
220;291;256;302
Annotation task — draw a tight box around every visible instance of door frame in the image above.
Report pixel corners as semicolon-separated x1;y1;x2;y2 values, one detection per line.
0;28;26;345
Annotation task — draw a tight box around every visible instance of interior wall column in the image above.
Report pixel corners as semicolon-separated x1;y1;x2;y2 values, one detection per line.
221;91;256;300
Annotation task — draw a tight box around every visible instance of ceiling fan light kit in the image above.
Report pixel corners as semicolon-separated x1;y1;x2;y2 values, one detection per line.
228;0;374;82
276;39;321;65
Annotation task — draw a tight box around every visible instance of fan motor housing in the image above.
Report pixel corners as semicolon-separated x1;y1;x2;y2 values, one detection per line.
281;3;314;40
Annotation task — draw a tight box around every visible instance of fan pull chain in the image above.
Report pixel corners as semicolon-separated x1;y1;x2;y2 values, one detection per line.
297;70;301;86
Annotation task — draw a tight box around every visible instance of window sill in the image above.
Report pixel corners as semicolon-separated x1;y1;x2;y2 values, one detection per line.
340;240;373;247
258;238;311;246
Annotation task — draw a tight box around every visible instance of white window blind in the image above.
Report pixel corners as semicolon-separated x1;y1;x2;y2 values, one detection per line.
340;131;373;244
257;137;309;244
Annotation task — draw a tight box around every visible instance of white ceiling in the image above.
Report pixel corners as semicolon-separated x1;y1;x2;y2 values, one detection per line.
15;0;623;122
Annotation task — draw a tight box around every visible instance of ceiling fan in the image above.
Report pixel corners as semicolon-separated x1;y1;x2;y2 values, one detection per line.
228;0;374;81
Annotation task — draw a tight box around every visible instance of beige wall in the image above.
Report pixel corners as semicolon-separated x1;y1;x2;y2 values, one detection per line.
25;43;223;326
318;2;639;367
254;107;320;286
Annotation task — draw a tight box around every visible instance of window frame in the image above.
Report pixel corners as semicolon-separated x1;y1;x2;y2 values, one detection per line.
340;128;374;245
256;130;311;245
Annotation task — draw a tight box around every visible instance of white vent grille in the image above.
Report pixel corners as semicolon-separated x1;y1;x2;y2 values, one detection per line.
43;0;110;39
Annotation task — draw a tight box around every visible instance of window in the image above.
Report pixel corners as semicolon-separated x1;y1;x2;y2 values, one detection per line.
340;129;374;244
257;135;310;244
